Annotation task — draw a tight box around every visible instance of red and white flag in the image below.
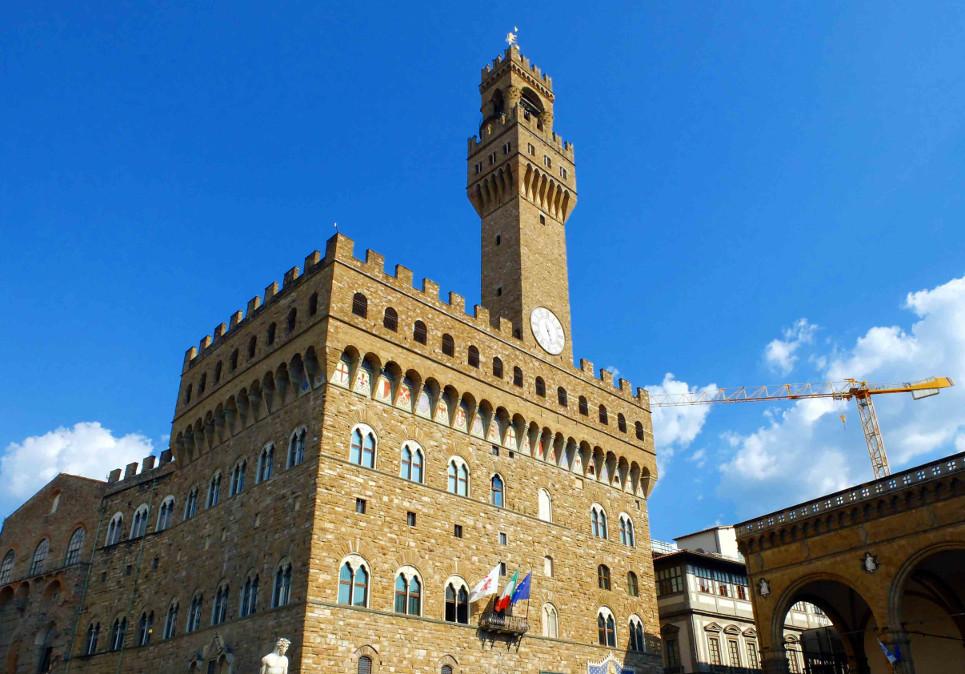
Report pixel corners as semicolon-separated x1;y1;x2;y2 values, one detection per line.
469;564;501;603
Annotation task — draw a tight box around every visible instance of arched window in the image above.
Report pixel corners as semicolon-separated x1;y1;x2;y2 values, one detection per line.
513;367;523;387
393;567;422;616
266;322;277;345
85;622;100;655
383;307;398;331
543;556;553;577
597;608;616;647
400;442;424;483
273;561;293;608
105;512;123;546
130;504;149;539
0;550;14;583
492;357;503;378
537;488;553;522
535;377;546;397
352;292;368;318
287;308;297;334
241;573;259;618
541;603;559;638
358;656;372;674
230;349;239;371
199;373;206;394
591;505;608;539
628;616;645;652
206;472;222;508
597;564;611;590
212;582;229;625
627;572;639;597
620;514;636;547
247;335;257;359
65;527;86;565
137;611;153;646
447;457;469;496
156;496;175;532
163;602;178;640
337;557;369;607
468;346;480;368
444;578;470;624
490;474;504;507
413;320;427;344
257;443;274;483
30;539;49;575
441;333;455;356
183;487;198;521
599;405;608;424
557;387;567;406
214;360;222;383
350;424;377;468
308;292;318;316
578;396;588;416
187;593;203;633
230;460;247;497
110;616;127;651
635;421;644;440
288;427;307;468
441;667;452;674
617;413;627;433
183;384;193;405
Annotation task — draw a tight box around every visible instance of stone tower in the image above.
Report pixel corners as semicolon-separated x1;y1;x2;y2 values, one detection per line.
468;44;577;363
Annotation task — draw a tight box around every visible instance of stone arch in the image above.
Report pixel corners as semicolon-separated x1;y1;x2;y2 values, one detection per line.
352;644;380;673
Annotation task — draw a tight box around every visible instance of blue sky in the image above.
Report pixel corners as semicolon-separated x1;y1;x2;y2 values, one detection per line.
2;2;964;538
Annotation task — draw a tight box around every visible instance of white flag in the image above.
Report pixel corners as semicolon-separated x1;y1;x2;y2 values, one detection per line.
469;564;501;603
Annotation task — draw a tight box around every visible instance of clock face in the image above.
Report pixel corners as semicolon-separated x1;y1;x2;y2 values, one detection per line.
530;307;565;355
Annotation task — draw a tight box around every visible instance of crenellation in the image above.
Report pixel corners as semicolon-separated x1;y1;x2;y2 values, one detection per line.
142;455;156;471
213;322;226;340
264;280;279;303
199;334;212;352
394;264;413;288
580;358;594;375
246;295;261;317
363;248;385;274
619;378;632;395
473;304;489;324
498;316;514;336
447;291;465;313
600;369;614;388
304;249;321;271
107;468;122;484
422;277;440;301
123;462;138;480
284;266;301;287
229;310;243;329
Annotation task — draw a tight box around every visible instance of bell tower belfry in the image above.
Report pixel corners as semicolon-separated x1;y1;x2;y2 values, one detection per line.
468;44;577;362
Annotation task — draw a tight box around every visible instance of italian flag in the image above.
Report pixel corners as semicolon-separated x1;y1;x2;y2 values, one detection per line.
495;569;519;612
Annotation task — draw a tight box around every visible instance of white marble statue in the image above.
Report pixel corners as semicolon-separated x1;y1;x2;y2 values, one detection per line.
259;638;290;674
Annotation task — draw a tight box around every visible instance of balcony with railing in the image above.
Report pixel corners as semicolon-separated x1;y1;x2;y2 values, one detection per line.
478;611;529;635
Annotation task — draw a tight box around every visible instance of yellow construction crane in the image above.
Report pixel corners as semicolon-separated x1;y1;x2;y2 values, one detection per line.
647;376;954;479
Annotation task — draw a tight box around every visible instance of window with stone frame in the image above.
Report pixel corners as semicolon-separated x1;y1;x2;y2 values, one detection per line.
65;527;85;565
137;611;153;646
156;497;175;531
257;443;274;483
105;513;124;546
287;427;307;468
444;579;470;624
468;345;480;368
447;457;469;496
230;460;246;497
0;550;14;583
183;487;199;521
513;366;523;387
628;616;645;652
413;320;427;344
708;636;723;666
163;602;178;640
597;564;611;590
590;504;608;539
597;608;616;647
492;357;504;378
110;617;127;651
241;574;259;618
350;425;377;468
30;539;48;575
541;603;559;638
352;292;368;318
442;333;455;357
212;582;229;625
187;593;203;633
578;396;589;416
383;307;398;331
400;442;424;483
490;474;505;507
393;567;422;616
627;571;639;597
338;557;369;607
535;377;546;397
130;504;150;538
85;623;100;655
273;561;292;608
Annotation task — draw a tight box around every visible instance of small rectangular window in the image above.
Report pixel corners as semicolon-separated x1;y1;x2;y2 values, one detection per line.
560;166;567;179
502;142;511;155
528;143;535;155
499;532;507;545
355;498;366;514
539;214;546;225
491;445;499;456
489;152;496;165
499;562;507;576
453;524;463;538
544;155;551;168
495;234;501;245
475;162;482;174
407;511;416;527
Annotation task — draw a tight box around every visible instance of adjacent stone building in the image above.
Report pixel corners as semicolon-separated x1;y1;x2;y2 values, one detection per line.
1;44;663;674
735;451;965;674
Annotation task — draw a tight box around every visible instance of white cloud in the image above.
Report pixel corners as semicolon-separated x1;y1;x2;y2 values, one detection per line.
647;373;718;479
764;318;818;375
0;422;154;507
720;275;965;518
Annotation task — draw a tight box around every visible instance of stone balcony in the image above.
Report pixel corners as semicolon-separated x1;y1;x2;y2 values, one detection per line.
479;611;529;635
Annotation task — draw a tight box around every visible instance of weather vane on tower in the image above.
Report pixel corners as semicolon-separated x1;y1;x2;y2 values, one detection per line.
505;26;519;47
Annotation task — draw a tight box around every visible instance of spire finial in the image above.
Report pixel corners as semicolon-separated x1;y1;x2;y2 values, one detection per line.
505;26;519;47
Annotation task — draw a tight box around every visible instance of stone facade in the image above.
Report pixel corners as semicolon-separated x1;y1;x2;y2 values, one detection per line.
1;45;665;674
735;452;965;674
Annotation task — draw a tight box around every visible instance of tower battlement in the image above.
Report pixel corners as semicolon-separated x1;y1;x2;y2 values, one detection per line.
467;104;575;159
480;45;554;95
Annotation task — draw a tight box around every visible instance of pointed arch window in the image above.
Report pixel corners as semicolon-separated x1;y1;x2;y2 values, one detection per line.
230;460;247;496
65;527;85;565
137;611;153;646
206;472;221;508
444;579;470;624
163;602;178;640
627;571;639;597
30;538;49;575
212;582;229;625
383;307;398;331
183;487;198;521
257;443;274;483
543;555;554;577
492;357;503;378
110;616;127;651
266;322;277;345
350;424;377;468
131;504;149;538
628;616;645;652
538;488;553;522
413;320;427;344
85;622;100;655
400;442;424;483
241;573;259;617
490;474;504;507
442;333;455;357
273;561;293;608
447;457;469;496
0;550;14;583
338;558;369;607
247;335;257;359
287;308;297;334
106;513;124;546
230;349;239;371
541;603;559;638
156;496;175;531
620;514;636;547
352;292;368;318
597;608;616;647
393;567;422;616
591;505;608;539
288;427;307;468
187;593;203;633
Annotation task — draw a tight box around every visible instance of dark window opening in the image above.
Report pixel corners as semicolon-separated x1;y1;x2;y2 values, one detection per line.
352;292;368;318
413;320;427;344
287;308;297;334
383;307;398;331
535;377;546;397
267;323;276;345
513;367;523;387
468;346;480;368
308;292;318;316
442;334;455;357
